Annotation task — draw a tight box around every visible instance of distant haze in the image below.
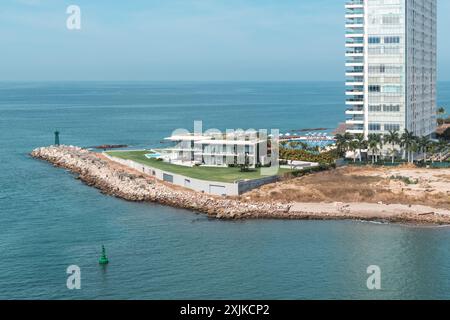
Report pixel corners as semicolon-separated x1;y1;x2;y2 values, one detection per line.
1;0;449;81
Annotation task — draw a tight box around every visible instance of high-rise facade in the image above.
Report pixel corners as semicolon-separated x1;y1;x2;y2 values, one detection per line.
345;0;437;138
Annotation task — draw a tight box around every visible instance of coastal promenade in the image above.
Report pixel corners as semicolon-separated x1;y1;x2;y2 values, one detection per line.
31;145;450;225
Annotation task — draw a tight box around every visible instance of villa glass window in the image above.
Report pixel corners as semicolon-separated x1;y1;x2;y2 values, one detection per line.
384;36;400;44
382;15;400;25
384;124;401;131
369;123;381;131
369;85;381;93
383;85;401;93
369;105;382;112
369;37;381;44
383;104;400;112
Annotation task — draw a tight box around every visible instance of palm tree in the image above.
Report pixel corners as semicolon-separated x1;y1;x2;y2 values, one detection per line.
428;142;437;163
349;140;359;163
409;139;419;163
335;133;349;157
437;107;446;125
354;133;366;162
376;135;383;162
418;136;431;163
368;134;382;164
384;130;400;163
437;140;449;162
401;129;416;163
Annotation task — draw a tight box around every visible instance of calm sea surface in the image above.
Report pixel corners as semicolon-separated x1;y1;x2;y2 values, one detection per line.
1;81;450;299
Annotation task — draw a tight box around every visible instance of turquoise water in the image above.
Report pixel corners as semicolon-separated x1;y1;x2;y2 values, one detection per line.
1;81;450;300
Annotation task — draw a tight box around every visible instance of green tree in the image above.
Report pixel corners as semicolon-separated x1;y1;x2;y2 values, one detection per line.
418;136;431;163
437;140;449;162
409;139;419;163
368;134;382;164
354;133;366;162
401;129;416;163
384;130;400;163
428;142;437;163
334;134;348;157
239;152;250;172
349;140;359;163
437;107;446;125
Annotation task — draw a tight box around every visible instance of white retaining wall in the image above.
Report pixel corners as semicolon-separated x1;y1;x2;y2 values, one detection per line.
103;153;282;196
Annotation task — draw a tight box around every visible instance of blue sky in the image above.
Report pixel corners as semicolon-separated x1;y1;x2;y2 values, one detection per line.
1;0;449;81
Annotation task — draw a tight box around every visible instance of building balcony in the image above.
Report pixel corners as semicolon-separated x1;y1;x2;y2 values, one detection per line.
345;0;364;6
345;5;364;10
345;71;364;77
346;119;365;125
345;23;364;28
345;37;364;43
345;14;364;19
345;2;364;10
345;100;364;105
346;27;364;34
345;34;364;39
346;129;365;134
345;90;364;96
345;52;364;57
345;62;364;67
346;108;364;115
345;43;364;48
346;81;364;86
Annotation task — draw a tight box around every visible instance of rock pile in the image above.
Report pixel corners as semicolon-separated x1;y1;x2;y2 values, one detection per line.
31;145;290;219
31;145;450;224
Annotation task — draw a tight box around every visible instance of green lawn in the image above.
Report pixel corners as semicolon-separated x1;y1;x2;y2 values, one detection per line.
106;150;293;183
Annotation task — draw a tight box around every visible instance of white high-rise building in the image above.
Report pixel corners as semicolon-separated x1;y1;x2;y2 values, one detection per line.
345;0;437;138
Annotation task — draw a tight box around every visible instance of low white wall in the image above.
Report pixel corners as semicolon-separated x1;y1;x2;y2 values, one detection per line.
280;160;319;170
103;153;239;196
104;153;284;196
237;175;280;194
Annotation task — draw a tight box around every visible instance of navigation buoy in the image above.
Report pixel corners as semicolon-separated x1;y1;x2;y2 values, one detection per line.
54;130;60;146
99;245;109;265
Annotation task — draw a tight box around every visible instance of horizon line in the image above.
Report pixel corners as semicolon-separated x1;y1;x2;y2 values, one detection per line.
1;79;450;83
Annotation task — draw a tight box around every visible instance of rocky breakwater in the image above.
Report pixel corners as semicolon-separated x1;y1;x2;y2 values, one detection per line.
30;145;290;219
31;146;450;224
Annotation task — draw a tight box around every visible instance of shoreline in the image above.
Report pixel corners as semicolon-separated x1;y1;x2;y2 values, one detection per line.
31;145;450;226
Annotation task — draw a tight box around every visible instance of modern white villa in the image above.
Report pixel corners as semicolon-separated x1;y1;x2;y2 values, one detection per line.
158;131;271;168
345;0;437;138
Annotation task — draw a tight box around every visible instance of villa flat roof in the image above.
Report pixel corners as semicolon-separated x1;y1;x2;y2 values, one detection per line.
164;135;211;141
194;139;263;145
165;133;265;145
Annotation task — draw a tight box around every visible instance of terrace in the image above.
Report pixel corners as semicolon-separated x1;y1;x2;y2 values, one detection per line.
105;150;293;183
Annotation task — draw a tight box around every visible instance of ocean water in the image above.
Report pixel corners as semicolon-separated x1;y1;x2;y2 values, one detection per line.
1;81;450;300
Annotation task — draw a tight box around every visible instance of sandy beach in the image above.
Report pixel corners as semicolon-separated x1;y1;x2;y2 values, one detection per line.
31;146;450;225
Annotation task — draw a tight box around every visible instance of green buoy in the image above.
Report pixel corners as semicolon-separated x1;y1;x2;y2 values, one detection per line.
99;245;109;265
54;130;60;146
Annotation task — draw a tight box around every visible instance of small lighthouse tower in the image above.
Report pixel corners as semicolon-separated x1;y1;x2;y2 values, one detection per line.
54;130;60;146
